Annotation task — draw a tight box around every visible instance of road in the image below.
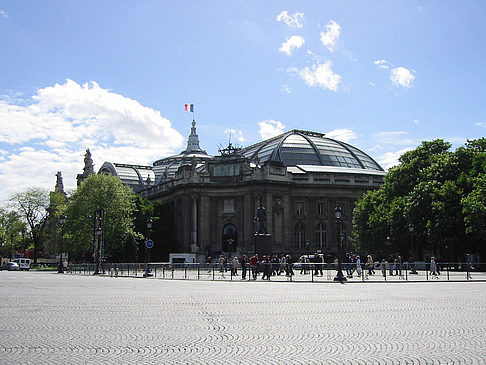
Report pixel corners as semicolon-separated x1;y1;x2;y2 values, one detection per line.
1;271;485;364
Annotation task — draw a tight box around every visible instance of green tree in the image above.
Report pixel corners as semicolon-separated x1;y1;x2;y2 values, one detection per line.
0;208;27;261
64;174;141;262
42;190;69;258
8;188;50;263
352;139;486;262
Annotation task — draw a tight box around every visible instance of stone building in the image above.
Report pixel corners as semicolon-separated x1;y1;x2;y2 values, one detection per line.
99;121;385;261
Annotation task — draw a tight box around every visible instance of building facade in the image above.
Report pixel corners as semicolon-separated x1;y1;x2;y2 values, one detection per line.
100;121;385;261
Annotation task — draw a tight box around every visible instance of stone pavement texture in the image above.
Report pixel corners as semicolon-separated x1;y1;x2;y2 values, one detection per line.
1;272;485;364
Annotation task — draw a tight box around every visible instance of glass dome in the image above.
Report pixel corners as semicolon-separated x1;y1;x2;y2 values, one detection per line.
241;130;384;172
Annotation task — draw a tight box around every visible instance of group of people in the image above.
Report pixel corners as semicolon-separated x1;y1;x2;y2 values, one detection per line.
209;253;296;280
208;252;444;280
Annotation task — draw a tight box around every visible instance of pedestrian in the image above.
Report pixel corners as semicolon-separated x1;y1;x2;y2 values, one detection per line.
249;254;258;280
395;255;402;276
262;256;271;280
366;255;375;275
388;255;395;276
346;254;354;278
356;255;362;277
381;259;387;277
286;255;294;277
240;255;248;280
278;254;287;275
218;255;225;273
231;256;239;275
430;257;439;277
313;253;323;276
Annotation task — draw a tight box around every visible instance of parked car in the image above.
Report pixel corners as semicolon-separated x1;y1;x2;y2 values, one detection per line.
6;262;20;271
13;258;31;271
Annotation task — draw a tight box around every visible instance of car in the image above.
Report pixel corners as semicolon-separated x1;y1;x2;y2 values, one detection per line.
13;258;31;271
6;262;20;271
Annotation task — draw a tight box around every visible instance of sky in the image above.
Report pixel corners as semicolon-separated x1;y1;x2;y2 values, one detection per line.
1;1;486;203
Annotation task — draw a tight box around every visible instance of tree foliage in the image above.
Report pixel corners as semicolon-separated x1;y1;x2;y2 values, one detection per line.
0;208;27;260
352;138;486;261
8;188;50;263
64;174;141;262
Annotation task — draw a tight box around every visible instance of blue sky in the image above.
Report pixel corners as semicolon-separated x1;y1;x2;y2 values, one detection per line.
1;1;486;202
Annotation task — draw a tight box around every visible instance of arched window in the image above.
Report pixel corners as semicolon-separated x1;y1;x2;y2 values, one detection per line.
295;223;305;248
315;223;327;249
222;224;237;252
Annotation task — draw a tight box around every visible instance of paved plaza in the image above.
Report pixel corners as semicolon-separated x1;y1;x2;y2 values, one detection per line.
1;271;485;364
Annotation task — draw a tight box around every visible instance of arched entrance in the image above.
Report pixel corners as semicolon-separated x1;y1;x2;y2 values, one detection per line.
222;224;237;254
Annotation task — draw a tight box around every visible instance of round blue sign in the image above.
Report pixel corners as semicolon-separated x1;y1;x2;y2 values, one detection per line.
145;239;154;249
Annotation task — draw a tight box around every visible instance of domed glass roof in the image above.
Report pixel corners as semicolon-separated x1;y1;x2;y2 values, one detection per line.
241;130;384;172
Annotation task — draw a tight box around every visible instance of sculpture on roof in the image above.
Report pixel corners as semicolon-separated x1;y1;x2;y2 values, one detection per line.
77;148;95;186
83;149;95;175
55;171;65;193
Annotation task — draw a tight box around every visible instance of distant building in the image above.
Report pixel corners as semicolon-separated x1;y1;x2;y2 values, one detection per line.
99;120;385;260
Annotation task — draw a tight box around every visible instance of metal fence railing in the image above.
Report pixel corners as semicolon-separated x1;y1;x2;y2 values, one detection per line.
66;262;486;282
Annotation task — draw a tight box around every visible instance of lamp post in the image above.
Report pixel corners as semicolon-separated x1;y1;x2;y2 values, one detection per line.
93;209;104;275
333;204;346;282
58;214;67;273
408;223;417;274
144;218;153;277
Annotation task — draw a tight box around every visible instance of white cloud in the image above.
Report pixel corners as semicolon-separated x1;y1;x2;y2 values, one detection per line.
326;128;357;143
369;82;375;87
281;84;291;94
390;67;415;88
320;20;341;52
279;35;305;56
224;128;246;144
0;10;8;19
374;131;415;146
0;79;184;202
378;147;413;170
374;60;416;88
475;121;485;127
258;120;285;140
414;119;420;124
374;59;392;69
297;61;341;92
276;11;304;28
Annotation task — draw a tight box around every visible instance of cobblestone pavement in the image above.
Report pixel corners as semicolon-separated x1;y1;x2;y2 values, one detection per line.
1;271;485;364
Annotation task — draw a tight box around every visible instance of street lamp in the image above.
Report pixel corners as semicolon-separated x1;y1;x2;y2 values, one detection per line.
333;204;346;282
58;214;67;273
408;223;417;274
144;218;154;277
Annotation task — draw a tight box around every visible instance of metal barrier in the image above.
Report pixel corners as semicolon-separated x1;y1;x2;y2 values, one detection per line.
66;262;486;282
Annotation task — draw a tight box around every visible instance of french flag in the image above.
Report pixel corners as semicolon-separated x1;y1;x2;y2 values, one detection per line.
185;104;194;112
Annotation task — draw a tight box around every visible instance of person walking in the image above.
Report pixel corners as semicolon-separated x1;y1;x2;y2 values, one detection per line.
395;255;402;277
313;253;323;276
366;255;375;275
231;256;239;276
240;255;248;280
356;255;362;277
278;254;287;275
381;259;387;278
286;255;294;277
249;254;258;280
430;257;439;278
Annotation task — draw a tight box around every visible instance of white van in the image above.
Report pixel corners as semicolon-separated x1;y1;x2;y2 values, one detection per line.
13;258;31;271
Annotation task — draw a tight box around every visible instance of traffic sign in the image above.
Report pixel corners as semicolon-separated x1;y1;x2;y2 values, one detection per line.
145;239;154;249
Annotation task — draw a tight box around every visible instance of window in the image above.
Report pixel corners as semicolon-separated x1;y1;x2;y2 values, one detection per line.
315;223;327;248
222;224;237;252
296;202;304;216
317;201;326;216
223;199;235;213
295;223;305;248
